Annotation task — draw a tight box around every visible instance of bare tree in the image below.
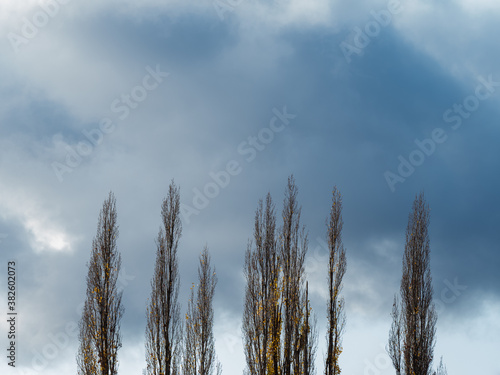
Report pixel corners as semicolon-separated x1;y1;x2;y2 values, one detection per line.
325;187;346;375
280;176;310;375
243;193;281;375
243;176;316;375
77;301;98;375
184;246;221;375
388;295;402;375
301;282;317;375
77;192;124;375
145;181;183;375
388;192;437;375
184;281;197;375
433;357;447;375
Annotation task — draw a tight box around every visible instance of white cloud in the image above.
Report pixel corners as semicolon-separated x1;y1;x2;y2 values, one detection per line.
436;296;500;374
0;1;498;374
238;0;336;31
0;151;75;253
460;0;500;13
214;308;246;374
0;190;73;253
392;0;500;84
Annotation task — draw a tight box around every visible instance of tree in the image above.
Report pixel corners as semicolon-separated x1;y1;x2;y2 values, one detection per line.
243;193;281;375
184;246;222;375
388;192;437;375
77;301;98;375
145;181;183;375
243;176;316;375
325;187;347;375
280;176;311;375
433;357;448;375
301;281;317;375
77;192;124;375
388;295;402;375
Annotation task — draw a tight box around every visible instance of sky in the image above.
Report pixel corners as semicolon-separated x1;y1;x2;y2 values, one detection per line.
0;0;499;374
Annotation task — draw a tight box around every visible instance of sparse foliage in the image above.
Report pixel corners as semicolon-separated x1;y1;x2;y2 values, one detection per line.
76;182;456;375
388;295;402;375
243;176;317;375
280;177;307;375
301;281;317;375
388;192;437;375
183;246;221;375
243;193;281;375
325;187;346;375
77;192;124;375
145;181;183;375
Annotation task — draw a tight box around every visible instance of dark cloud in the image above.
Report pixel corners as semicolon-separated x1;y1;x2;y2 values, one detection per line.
0;1;499;374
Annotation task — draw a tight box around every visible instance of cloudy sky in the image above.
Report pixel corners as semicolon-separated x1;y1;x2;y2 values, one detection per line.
1;0;499;374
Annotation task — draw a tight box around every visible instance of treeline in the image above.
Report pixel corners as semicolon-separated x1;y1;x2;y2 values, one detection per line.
76;176;448;375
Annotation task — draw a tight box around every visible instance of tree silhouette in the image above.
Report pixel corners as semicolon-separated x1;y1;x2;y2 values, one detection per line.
280;176;314;375
184;246;222;375
388;192;437;375
243;176;317;375
243;193;280;375
77;192;123;375
145;181;183;375
325;187;346;375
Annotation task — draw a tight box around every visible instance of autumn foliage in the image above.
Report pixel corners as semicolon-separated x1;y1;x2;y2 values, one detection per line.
76;182;448;375
243;177;317;375
77;192;124;375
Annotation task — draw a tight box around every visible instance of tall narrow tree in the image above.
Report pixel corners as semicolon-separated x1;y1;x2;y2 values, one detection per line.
183;246;222;375
77;192;124;375
243;176;316;375
77;301;98;375
388;192;437;375
145;181;183;375
280;176;309;375
243;193;281;375
388;295;402;375
325;187;347;375
301;281;317;375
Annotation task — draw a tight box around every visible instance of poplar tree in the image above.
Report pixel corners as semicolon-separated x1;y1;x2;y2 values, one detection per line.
388;192;437;375
77;192;123;375
145;181;183;375
243;176;317;375
280;176;312;375
325;187;346;375
243;193;281;375
183;246;222;375
301;281;317;375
